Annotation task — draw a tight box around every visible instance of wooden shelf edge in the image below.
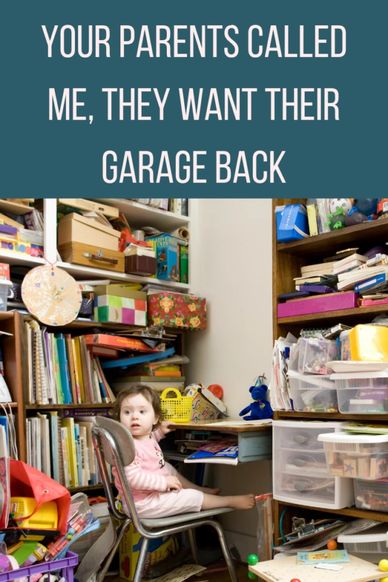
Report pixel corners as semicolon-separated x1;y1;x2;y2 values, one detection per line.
273;499;388;523
274;411;388;422
26;403;114;410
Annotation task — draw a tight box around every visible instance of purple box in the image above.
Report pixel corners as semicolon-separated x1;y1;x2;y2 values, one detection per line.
278;291;358;318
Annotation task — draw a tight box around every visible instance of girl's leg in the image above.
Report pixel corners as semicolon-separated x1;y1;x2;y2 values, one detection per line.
176;472;220;495
201;492;255;511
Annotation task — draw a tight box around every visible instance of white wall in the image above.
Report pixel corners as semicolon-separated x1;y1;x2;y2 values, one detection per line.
186;199;273;414
185;199;273;558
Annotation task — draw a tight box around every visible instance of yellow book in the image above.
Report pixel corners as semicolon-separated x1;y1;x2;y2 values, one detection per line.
72;337;85;403
61;418;79;488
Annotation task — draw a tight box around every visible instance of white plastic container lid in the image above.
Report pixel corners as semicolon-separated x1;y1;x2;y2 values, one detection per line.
288;370;334;388
0;280;12;286
338;528;388;545
318;432;388;444
330;371;388;380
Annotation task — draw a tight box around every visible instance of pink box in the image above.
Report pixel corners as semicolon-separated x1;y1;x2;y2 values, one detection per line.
278;291;358;318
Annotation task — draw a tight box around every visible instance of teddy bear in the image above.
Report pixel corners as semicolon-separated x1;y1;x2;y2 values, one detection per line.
239;378;273;421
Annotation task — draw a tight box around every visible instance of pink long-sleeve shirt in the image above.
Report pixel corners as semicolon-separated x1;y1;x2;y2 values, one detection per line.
114;428;171;503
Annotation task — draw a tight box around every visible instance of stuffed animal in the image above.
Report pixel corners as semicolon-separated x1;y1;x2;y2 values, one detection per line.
239;377;273;421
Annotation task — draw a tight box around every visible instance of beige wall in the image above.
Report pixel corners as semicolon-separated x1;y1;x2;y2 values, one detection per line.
185;199;273;558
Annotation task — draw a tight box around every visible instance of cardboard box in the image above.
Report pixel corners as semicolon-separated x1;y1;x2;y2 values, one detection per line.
93;283;145;299
147;292;206;330
185;384;221;422
146;234;180;281
94;294;147;325
58;213;120;251
119;523;178;581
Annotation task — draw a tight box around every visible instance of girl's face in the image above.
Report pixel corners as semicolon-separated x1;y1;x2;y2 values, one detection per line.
120;393;158;440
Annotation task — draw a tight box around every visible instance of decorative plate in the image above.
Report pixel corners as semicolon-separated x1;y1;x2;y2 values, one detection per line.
21;265;82;326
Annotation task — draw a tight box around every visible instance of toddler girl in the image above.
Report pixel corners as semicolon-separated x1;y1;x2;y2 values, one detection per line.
113;385;255;518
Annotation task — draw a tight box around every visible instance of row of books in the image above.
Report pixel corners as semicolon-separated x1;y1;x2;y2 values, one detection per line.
26;413;99;489
24;321;116;405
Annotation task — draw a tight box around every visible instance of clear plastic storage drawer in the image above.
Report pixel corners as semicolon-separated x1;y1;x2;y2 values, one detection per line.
318;432;388;480
288;371;338;412
273;421;354;509
331;371;388;414
354;478;388;513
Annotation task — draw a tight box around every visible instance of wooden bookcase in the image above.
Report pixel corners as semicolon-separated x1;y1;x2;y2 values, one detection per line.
0;197;190;492
271;199;388;541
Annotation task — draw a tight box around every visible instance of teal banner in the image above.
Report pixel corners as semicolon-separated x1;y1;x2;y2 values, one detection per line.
0;1;386;197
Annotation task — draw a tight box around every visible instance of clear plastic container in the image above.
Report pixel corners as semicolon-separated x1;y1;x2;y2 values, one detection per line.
318;432;388;480
297;337;338;375
354;478;388;513
331;371;388;414
337;526;388;564
288;371;338;412
273;421;354;509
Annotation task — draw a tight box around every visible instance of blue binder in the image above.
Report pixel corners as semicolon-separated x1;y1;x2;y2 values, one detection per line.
101;347;175;369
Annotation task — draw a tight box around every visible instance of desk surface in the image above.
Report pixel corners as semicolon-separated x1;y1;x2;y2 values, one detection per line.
170;419;272;434
249;554;386;582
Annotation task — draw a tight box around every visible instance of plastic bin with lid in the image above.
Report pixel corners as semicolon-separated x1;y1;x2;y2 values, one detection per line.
273;420;354;509
288;370;338;412
337;525;388;564
354;478;388;513
331;370;388;413
318;432;388;480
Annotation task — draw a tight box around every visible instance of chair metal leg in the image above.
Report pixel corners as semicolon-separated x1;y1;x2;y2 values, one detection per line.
211;521;238;582
133;537;150;582
187;528;199;563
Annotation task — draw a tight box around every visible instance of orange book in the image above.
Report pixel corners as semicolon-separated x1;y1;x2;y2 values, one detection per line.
83;333;155;352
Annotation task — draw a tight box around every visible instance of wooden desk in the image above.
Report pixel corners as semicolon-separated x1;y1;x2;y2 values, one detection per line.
169;419;272;463
249;554;387;582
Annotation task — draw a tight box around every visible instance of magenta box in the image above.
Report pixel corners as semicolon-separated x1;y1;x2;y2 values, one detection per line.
278;291;358;318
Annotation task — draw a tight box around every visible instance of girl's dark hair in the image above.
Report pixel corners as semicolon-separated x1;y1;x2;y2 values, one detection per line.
113;384;164;426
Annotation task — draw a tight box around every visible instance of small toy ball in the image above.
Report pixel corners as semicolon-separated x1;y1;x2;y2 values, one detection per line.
327;539;337;550
247;553;259;565
290;579;302;582
379;559;388;572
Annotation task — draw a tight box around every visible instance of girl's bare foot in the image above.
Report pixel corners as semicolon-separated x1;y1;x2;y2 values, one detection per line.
226;494;255;510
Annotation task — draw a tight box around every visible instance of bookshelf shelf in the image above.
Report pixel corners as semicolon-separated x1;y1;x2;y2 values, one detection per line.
26;404;114;410
274;500;388;524
95;198;190;231
277;217;388;258
272;199;388;543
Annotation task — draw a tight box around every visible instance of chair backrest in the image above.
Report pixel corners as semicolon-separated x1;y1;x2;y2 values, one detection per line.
92;416;144;531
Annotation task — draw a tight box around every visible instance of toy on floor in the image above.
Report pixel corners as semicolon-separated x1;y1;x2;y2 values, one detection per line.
247;553;259;580
239;376;273;421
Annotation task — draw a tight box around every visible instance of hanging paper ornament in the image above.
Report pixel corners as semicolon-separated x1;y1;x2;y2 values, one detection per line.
21;265;82;326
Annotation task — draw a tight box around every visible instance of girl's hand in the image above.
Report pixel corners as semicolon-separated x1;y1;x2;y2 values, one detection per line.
160;420;175;435
165;476;182;491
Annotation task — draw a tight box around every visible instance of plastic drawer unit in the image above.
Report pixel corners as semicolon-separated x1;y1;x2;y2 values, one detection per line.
288;371;338;413
338;526;388;564
354;478;388;513
273;420;354;509
318;432;388;480
331;371;388;414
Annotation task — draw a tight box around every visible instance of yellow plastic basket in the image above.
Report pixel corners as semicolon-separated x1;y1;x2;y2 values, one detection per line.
160;388;193;423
